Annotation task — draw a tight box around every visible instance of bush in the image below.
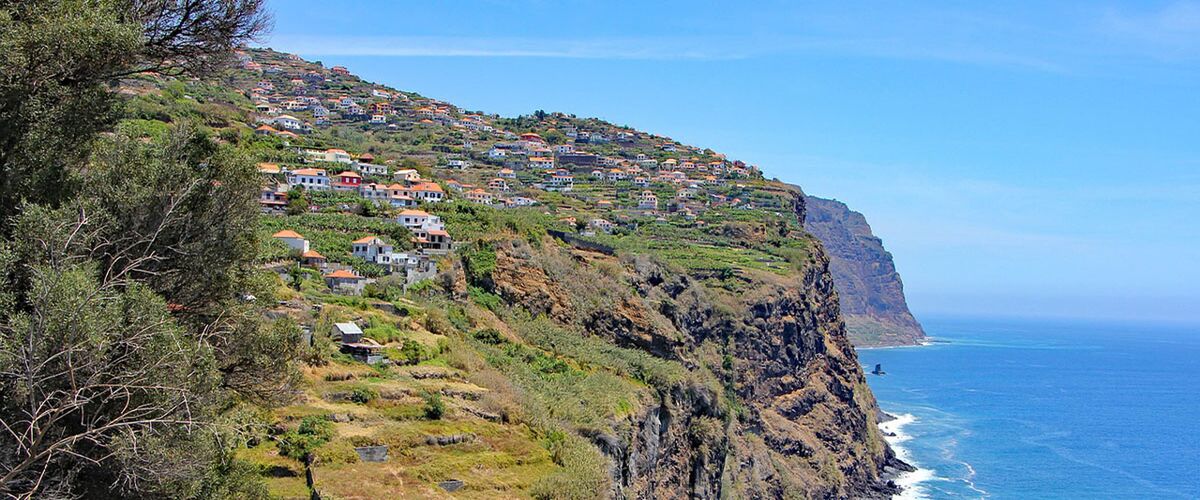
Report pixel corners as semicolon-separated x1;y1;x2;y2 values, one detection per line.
297;416;335;442
423;309;455;335
422;392;445;420
384;339;432;365
277;416;335;462
349;386;379;405
471;328;506;345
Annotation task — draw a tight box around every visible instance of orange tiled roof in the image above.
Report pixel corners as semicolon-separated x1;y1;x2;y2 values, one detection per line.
272;230;304;239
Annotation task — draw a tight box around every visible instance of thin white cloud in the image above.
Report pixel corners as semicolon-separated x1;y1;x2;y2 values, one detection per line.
1097;1;1200;60
264;33;1066;71
265;35;756;60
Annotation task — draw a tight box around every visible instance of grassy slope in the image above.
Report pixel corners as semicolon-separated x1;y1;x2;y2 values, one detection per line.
119;48;871;498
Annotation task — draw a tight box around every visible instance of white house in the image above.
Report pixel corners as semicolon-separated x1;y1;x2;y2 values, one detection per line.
307;148;352;164
355;161;387;176
488;148;507;159
370;114;387;124
589;219;615;233
351;236;394;264
528;157;554;169
287;168;330;191
397;209;439;229
637;190;659;210
272;230;309;253
392;169;421;182
272;114;303;130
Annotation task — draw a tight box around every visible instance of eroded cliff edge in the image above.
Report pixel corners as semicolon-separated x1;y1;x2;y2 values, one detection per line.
476;192;910;497
803;196;926;347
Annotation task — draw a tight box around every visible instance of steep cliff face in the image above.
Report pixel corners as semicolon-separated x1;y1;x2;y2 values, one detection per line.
488;225;909;498
803;196;926;347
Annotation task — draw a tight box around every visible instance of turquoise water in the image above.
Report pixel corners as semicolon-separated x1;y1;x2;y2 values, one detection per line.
857;317;1200;499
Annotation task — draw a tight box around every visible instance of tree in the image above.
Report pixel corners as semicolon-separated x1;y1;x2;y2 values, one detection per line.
0;1;286;498
286;186;309;215
0;0;270;227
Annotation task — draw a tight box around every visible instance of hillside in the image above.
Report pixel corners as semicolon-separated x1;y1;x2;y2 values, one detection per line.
113;47;912;498
804;196;926;346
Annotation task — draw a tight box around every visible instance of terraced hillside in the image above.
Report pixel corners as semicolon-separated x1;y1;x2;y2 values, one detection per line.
115;48;911;498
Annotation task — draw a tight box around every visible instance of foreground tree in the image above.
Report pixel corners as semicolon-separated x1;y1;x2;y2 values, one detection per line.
0;1;298;498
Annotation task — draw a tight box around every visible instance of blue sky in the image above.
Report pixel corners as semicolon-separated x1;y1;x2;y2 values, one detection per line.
262;1;1200;324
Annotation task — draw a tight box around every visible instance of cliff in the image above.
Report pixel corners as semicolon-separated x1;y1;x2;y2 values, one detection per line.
803;196;926;346
488;222;909;498
119;48;914;498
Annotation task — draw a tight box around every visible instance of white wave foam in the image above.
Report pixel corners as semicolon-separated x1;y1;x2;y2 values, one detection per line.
880;413;936;499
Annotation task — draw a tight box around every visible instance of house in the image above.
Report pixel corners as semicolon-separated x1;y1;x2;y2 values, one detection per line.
497;168;516;179
272;114;303;130
370;114;387;125
591;169;605;179
272;230;309;253
596;199;614;210
324;269;365;294
257;162;281;175
301;249;326;269
392;169;421;182
637;190;659;210
589;218;615;233
309;148;352;164
287;168;330;191
336;323;383;364
259;185;288;213
464;188;494;204
505;196;538;207
255;124;278;136
632;177;649;187
519;132;544;143
397;209;438;229
445;159;471;169
331;66;351;76
407;182;445;202
528;157;554;169
355;161;387;177
606;169;628;182
487;178;510;192
351;236;394;264
554;144;575;154
488;148;507;159
545;172;574;192
332;171;362;191
414;227;451;255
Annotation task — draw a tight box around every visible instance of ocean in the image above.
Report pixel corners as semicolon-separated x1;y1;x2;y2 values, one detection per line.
857;316;1200;499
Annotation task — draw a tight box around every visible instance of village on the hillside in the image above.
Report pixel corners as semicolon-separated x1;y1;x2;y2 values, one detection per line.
235;48;800;296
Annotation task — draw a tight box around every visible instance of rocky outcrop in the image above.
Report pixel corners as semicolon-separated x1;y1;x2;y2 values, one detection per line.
489;229;908;498
803;196;926;346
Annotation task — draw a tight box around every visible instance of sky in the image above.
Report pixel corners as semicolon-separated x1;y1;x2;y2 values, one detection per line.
261;0;1200;324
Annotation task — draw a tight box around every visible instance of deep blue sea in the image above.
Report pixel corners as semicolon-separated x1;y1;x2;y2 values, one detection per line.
857;316;1200;499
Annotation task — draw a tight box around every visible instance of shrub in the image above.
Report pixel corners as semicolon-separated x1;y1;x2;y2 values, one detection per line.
471;328;506;345
384;339;432;365
423;309;455;335
277;416;335;462
468;286;503;311
349;386;379;405
422;392;445;420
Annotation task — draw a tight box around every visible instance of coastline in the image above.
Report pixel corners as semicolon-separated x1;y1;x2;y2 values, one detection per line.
878;412;935;499
857;339;939;351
